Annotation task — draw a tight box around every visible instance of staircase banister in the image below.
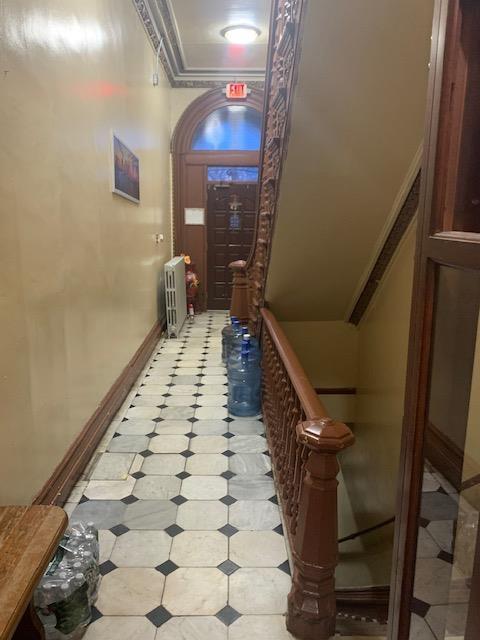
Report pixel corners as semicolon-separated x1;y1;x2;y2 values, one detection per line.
260;308;331;421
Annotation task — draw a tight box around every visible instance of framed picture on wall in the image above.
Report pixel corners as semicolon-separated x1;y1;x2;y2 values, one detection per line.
112;133;140;203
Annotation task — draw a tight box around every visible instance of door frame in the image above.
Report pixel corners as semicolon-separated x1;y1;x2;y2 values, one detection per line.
389;0;480;637
171;88;263;310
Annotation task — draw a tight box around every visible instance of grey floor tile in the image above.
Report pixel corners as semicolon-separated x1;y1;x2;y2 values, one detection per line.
70;500;127;529
123;500;177;530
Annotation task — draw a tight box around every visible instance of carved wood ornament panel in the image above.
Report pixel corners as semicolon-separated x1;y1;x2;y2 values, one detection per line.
246;0;306;334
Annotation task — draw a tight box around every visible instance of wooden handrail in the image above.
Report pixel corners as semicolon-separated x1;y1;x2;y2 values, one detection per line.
260;306;355;640
261;308;328;420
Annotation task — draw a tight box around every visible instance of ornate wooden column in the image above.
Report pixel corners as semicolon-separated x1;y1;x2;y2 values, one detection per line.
228;260;249;323
287;418;355;640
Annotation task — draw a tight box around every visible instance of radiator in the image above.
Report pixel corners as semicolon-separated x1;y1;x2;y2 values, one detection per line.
164;256;187;338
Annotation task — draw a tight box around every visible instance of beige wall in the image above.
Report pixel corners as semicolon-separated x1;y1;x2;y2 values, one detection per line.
340;222;416;534
0;0;172;504
170;88;207;135
266;0;433;321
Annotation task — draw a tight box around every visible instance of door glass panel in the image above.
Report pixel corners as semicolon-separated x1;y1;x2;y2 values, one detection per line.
192;106;262;151
435;2;480;233
207;166;259;182
410;265;480;639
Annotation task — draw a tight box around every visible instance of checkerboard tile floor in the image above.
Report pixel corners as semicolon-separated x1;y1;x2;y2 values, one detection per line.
409;463;472;639
66;311;295;640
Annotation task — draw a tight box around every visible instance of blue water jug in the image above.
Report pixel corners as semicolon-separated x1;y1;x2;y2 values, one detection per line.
221;317;240;363
227;330;260;373
227;337;262;417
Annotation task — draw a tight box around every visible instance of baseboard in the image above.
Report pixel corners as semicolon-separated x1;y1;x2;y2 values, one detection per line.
425;421;463;491
33;319;165;507
336;585;390;624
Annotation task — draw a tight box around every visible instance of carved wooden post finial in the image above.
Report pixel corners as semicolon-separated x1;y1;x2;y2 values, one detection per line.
229;260;249;323
287;418;354;640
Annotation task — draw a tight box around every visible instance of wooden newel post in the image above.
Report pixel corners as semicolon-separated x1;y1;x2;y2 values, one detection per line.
287;418;355;640
229;260;249;323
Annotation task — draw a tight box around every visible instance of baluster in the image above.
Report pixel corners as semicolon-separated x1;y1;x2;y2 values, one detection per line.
287;418;354;640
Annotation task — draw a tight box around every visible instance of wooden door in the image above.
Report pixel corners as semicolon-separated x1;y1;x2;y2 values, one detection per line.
390;1;480;638
206;182;257;309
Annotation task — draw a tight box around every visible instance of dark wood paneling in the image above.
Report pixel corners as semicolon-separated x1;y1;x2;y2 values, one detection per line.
33;319;164;506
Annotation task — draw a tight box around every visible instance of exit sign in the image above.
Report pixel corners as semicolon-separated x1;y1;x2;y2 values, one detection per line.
226;82;248;99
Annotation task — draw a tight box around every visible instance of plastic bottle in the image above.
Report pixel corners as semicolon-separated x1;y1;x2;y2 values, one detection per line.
228;329;260;371
227;336;262;417
52;575;90;639
221;316;240;363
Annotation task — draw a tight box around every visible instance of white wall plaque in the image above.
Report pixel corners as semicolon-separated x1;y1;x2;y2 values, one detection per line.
184;208;205;225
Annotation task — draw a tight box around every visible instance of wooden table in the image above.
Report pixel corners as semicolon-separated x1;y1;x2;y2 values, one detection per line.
0;506;68;640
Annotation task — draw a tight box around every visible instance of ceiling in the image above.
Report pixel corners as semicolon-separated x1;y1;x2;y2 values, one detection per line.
133;0;270;87
265;0;434;321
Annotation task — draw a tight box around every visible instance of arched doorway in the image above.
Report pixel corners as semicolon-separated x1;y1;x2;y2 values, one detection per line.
172;87;264;310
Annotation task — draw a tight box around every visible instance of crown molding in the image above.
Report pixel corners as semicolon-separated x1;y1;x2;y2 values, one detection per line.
132;0;266;88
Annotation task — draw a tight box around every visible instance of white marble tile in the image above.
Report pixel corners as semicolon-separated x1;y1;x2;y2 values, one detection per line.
181;476;227;500
190;436;227;454
229;420;265;436
413;558;453;605
229;568;290;614
195;406;228;420
176;500;227;530
137;385;169;396
164;395;196;407
196;395;227;407
201;367;226;376
84;616;156;640
108;435;149;453
117;420;156;435
416;528;441;558
229;436;267;454
201;376;228;385
173;375;201;385
96;568;165;615
160;407;195;420
229;476;275;500
185;454;228;475
98;530;116;564
426;520;455;553
149;434;189;453
177;360;203;368
169;385;199;396
155;617;227;640
229;501;281;531
85;478;136;500
175;368;202;376
199;384;227;396
90;453;136;480
162;568;227;615
230;531;287;567
229;453;271;475
155;420;192;435
229;615;294;640
126;406;161;420
191;420;227;436
141;454;186;475
123;500;177;530
143;375;172;385
110;530;171;567
409;614;436;640
133;475;181;500
170;531;228;567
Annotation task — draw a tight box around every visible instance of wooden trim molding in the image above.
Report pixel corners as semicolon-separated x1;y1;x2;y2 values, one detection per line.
132;0;265;88
336;585;390;625
424;421;463;491
348;171;421;325
33;319;165;506
315;387;357;396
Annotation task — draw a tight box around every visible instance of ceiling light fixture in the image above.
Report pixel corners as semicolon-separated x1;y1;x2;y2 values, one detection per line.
221;25;260;45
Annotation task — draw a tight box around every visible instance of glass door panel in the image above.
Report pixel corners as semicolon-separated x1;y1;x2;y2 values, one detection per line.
410;265;480;639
